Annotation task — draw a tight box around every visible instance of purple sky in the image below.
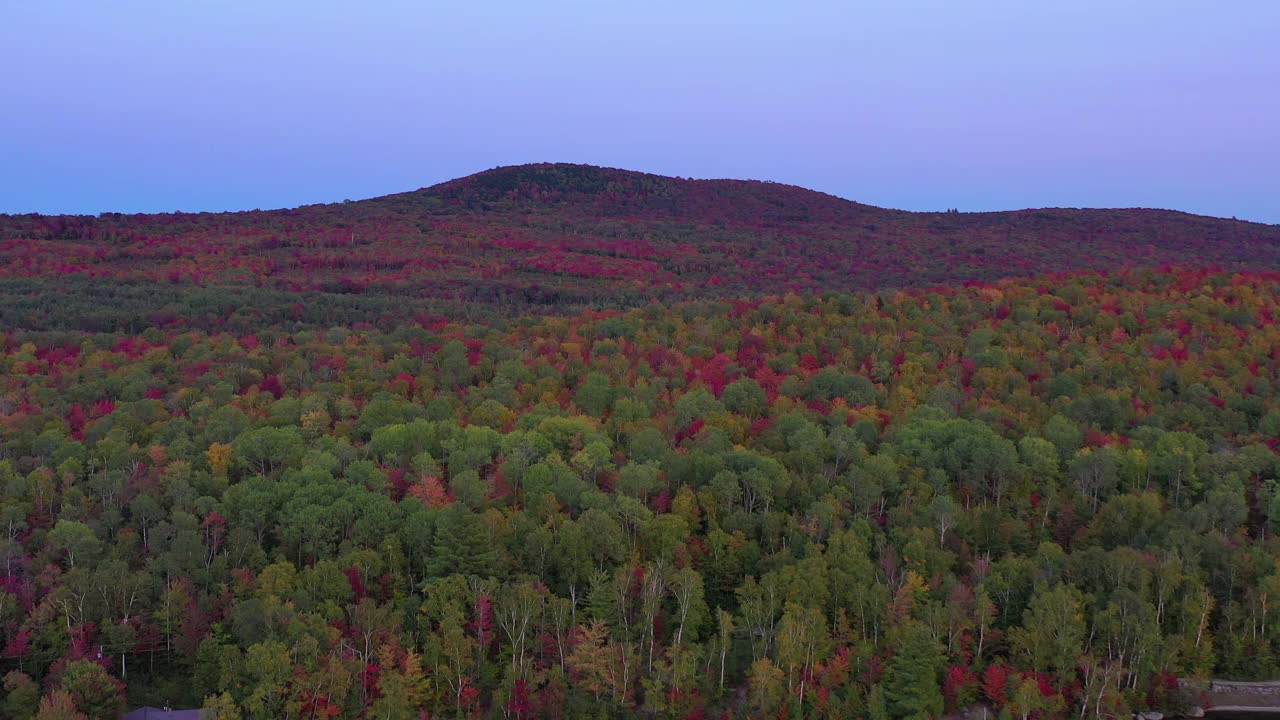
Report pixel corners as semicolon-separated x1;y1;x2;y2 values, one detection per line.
3;1;1278;222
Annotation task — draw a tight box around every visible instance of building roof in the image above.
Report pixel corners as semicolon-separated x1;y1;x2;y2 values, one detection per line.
123;708;206;720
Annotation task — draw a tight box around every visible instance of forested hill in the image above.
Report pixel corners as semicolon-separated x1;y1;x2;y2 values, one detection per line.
1;163;1278;332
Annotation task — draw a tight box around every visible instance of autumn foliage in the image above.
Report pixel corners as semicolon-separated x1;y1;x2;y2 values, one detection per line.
0;167;1277;718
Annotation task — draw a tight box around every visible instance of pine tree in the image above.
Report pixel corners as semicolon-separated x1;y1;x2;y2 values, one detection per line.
428;506;497;577
868;683;890;720
883;622;944;720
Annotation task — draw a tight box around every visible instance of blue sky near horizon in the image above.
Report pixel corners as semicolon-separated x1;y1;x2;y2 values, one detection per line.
2;1;1278;222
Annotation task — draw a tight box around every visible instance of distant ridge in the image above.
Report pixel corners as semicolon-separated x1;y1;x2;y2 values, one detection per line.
379;162;1273;227
0;162;1277;332
5;162;1273;228
363;162;888;226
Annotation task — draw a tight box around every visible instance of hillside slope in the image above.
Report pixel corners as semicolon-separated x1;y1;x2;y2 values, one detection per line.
1;163;1277;331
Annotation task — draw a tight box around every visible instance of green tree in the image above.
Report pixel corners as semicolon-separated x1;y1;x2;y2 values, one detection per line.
1007;675;1062;720
616;461;661;502
1043;414;1082;463
3;671;39;720
368;647;428;720
46;520;100;569
202;693;242;720
723;378;768;418
883;622;943;720
436;339;471;389
674;387;724;428
57;661;123;720
670;566;709;645
715;608;736;693
428;506;498;578
897;415;1019;505
868;683;890;720
1009;583;1085;684
747;657;785;717
776;602;830;704
231;426;304;476
574;372;615;417
242;641;293;720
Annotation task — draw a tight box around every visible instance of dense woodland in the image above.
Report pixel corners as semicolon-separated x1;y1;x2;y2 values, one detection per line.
2;166;1280;719
2;261;1280;718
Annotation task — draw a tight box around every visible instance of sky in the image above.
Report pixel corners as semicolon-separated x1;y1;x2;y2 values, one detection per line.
2;1;1278;222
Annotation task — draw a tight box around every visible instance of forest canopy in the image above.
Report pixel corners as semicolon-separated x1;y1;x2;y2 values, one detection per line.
1;266;1279;719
